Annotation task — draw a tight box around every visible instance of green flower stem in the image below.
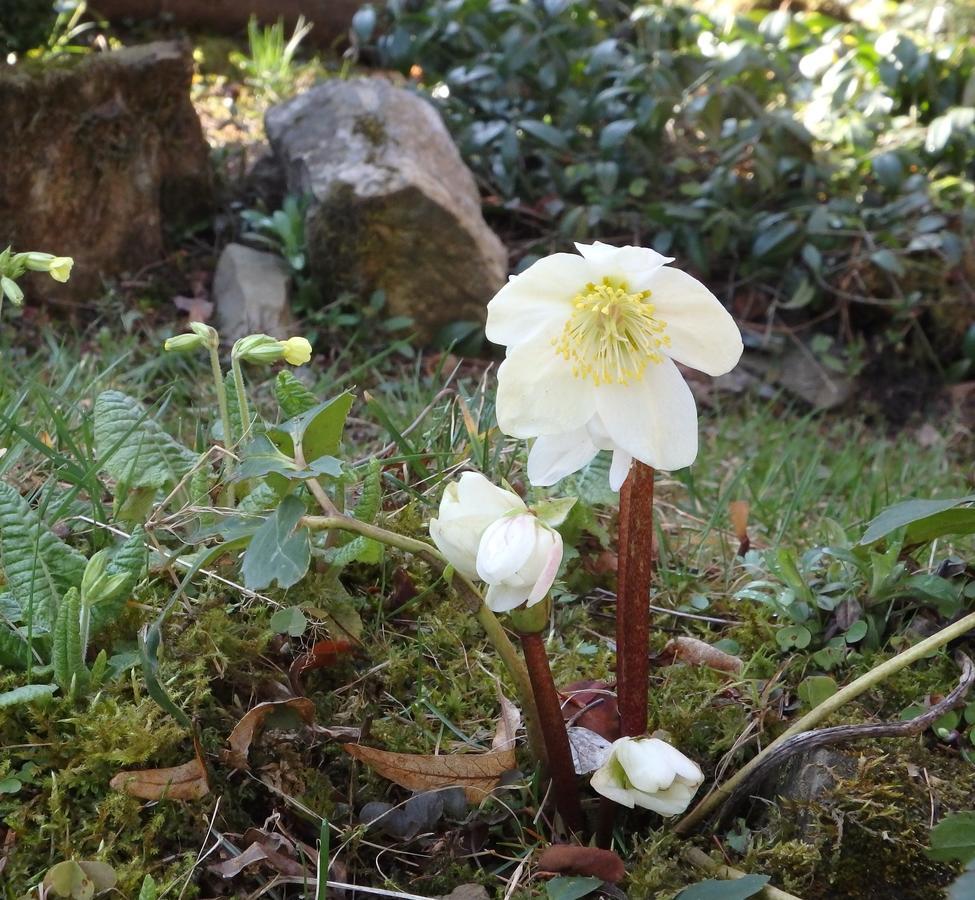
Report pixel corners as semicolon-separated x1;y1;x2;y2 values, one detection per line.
208;341;235;506
231;355;253;443
301;514;547;766
674;607;975;835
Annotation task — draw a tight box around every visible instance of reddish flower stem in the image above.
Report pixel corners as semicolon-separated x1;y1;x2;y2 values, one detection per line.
616;461;655;738
519;631;585;835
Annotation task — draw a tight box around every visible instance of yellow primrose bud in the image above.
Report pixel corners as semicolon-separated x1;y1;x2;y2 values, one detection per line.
164;333;208;353
1;276;23;306
22;252;55;272
47;257;73;283
281;336;312;366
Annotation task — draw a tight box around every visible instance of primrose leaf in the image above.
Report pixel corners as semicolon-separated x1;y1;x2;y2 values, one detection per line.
859;496;975;547
241;496;311;590
0;626;30;669
0;482;87;632
0;683;57;708
94;391;198;490
275;370;319;418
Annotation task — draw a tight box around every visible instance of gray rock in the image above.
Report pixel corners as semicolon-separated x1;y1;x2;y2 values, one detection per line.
775;346;855;410
213;243;292;343
0;41;212;304
763;746;857;838
265;77;508;342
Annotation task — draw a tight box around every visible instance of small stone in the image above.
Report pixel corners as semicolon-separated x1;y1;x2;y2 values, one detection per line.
213;244;292;343
775;347;854;410
265;77;507;342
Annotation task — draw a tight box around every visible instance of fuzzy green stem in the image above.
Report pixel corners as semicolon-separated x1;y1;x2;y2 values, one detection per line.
231;355;253;444
208;341;235;506
674;608;975;835
301;513;547;766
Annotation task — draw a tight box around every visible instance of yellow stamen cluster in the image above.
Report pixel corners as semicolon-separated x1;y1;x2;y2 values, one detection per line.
553;278;670;385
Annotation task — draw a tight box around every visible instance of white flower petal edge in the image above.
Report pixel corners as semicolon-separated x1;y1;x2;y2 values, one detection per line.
527;427;600;487
477;517;563;613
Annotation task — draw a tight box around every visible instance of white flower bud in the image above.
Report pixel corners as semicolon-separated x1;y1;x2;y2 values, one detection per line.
475;513;563;613
429;472;526;579
590;736;704;815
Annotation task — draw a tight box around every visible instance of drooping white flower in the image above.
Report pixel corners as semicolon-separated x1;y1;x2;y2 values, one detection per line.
590;736;704;815
428;472;565;612
486;241;743;488
475;513;563;613
428;472;526;579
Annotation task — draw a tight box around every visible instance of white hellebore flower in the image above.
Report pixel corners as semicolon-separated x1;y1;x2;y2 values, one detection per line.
486;241;743;490
590;736;704;815
428;472;564;613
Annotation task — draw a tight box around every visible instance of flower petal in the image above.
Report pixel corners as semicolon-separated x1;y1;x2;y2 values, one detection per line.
631;781;698;816
609;449;632;491
595;357;698;471
648;267;743;376
484;582;532;613
496;339;595;438
476;515;537;584
429;516;480;579
653;740;704;786
526;529;563;604
590;757;636;808
486;253;591;347
616;738;673;793
455;471;526;517
526;427;600;487
576;242;674;291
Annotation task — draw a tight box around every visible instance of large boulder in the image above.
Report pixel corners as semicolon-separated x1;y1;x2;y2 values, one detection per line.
265;77;508;342
0;41;212;304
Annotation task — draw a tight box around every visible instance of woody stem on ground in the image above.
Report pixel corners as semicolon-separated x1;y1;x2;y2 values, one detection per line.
617;461;655;738
517;626;586;835
207;340;235;507
300;514;547;767
673;606;975;835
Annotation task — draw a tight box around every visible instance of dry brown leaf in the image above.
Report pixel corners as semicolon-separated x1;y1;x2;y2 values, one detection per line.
492;692;521;752
560;679;620;741
110;734;209;801
537;844;626;883
729;499;750;555
226;697;316;770
209;830;306;879
288;639;357;695
660;636;743;675
345;744;516;802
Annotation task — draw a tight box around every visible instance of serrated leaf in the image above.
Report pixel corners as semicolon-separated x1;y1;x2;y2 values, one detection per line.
352;458;382;524
0;482;87;632
0;625;31;669
241;496;311;590
275;370;319;418
94;391;198;490
0;682;57;708
52;588;88;693
566;451;617;506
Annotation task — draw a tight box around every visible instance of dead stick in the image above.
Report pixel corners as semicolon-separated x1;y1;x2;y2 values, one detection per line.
712;651;974;827
617;461;655;738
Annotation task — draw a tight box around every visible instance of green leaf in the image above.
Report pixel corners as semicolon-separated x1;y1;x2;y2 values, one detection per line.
275;370;319;418
52;588;89;694
321;535;383;567
0;625;30;669
599;119;636;150
776;625;811;650
352;459;383;524
138;875;158;900
752;221;800;259
94;391;198;490
241;496;311;590
0;682;57;708
677;875;771;899
545;875;603;900
269;606;307;637
269;393;354;465
236;435;343;481
797;675;837;709
948;860;975;900
0;482;87;632
519;118;569;150
870;249;904;276
139;621;191;728
844;619;868;643
927;811;975;864
533;497;577;528
859;496;975;546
